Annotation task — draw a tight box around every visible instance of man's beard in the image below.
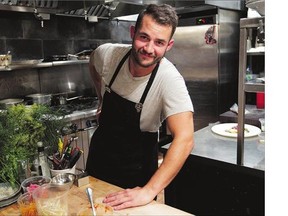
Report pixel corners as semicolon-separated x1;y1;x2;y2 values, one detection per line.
131;47;163;68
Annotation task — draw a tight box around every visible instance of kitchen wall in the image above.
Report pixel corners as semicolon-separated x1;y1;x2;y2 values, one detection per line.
0;11;133;99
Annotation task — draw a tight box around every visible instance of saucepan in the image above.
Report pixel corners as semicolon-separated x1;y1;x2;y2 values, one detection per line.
0;98;24;109
25;93;52;105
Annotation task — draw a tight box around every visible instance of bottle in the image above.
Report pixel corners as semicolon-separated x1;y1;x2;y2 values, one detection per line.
246;66;253;82
247;29;252;51
256;19;265;47
246;37;252;51
37;142;51;178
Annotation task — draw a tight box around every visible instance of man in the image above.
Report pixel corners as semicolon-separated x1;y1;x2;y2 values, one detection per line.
86;4;194;210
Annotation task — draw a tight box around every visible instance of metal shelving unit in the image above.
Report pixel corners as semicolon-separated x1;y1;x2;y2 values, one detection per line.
237;17;265;165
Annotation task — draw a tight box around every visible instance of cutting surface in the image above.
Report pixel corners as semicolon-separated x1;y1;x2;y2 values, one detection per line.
0;176;193;216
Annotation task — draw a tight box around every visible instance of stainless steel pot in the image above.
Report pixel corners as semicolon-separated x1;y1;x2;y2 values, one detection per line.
25;93;52;105
0;98;24;109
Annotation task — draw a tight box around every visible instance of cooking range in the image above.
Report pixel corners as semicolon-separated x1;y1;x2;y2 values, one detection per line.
50;96;98;116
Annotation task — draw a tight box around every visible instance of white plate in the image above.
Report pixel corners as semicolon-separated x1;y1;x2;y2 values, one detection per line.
211;123;261;138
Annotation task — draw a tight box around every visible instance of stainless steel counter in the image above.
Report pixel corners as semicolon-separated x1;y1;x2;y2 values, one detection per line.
162;122;265;171
64;108;97;122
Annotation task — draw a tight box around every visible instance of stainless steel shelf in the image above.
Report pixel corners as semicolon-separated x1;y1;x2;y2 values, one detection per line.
50;59;89;66
245;82;265;92
0;59;89;72
247;51;265;56
240;17;265;28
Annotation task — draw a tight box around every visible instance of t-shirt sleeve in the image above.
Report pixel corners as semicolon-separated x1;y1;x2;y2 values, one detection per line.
161;67;194;119
92;43;130;85
93;43;112;77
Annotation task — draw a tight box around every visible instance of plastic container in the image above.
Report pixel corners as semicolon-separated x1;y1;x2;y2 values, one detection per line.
21;176;51;193
32;184;69;216
17;192;37;216
256;92;265;109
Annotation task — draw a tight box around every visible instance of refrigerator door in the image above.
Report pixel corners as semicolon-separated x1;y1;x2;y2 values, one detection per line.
166;24;218;81
165;25;219;130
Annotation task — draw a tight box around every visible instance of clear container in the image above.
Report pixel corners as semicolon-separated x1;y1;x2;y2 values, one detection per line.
258;118;265;143
32;184;69;216
21;176;51;193
17;192;37;216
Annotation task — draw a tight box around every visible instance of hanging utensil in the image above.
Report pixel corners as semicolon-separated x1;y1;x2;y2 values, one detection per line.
86;187;96;216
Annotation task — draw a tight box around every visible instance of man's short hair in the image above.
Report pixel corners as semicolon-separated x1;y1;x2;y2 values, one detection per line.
135;4;179;39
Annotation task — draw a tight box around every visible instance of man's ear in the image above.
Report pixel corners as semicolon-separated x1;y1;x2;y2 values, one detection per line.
166;39;174;51
130;25;136;39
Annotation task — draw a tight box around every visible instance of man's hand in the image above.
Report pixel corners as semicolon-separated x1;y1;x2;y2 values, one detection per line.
102;187;154;210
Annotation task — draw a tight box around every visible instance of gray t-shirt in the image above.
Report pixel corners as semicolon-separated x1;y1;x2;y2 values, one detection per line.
93;43;194;132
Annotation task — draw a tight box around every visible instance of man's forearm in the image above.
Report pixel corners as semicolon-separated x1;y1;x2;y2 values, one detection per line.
143;136;193;199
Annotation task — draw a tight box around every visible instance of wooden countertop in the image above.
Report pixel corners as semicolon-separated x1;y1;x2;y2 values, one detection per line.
0;176;192;215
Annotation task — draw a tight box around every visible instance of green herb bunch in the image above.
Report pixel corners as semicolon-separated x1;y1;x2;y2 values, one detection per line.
0;104;66;187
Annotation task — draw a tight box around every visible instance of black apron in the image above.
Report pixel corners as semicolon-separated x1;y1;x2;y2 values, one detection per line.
86;50;159;189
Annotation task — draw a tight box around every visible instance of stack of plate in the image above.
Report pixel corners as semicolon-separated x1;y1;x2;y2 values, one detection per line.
246;0;265;16
0;183;22;208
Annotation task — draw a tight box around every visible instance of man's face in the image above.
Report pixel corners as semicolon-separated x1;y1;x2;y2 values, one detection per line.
130;15;174;68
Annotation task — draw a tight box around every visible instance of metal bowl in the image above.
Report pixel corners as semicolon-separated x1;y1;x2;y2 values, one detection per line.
51;173;76;190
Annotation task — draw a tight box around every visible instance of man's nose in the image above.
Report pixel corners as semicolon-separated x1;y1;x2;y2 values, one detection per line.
144;41;154;53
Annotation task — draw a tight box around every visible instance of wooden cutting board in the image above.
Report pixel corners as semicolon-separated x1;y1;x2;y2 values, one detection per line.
116;203;193;215
0;176;193;216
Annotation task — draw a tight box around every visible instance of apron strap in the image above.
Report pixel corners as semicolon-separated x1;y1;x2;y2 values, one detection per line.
107;49;131;89
135;62;159;112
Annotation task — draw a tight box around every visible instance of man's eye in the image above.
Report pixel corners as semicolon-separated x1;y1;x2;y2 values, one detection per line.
140;35;148;40
156;41;165;46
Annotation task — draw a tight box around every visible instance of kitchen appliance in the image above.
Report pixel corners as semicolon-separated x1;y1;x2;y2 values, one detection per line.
165;8;244;131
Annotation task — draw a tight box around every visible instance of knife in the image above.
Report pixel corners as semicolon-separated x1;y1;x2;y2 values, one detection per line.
86;187;97;216
67;149;83;168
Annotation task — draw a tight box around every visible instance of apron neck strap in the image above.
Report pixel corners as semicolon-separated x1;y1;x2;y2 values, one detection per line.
108;49;131;88
139;62;159;104
135;62;159;113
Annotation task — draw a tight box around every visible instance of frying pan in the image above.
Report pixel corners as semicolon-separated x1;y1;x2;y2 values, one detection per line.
43;50;93;62
42;55;68;62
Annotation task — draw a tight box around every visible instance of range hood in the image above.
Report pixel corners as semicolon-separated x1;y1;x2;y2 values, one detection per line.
0;0;246;21
58;0;245;21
